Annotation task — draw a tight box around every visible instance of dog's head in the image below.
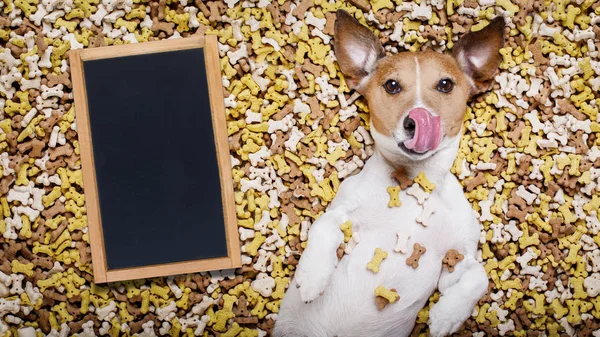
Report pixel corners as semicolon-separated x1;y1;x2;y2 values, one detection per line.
334;10;505;164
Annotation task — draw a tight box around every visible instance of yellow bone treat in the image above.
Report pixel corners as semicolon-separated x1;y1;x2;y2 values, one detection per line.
367;248;388;273
339;220;353;243
387;186;402;208
374;285;399;310
414;172;436;192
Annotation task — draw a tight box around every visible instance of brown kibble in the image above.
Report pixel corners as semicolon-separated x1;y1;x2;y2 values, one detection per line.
292;0;313;18
39;112;61;132
17;138;46;158
464;171;486;192
76;241;92;266
347;0;371;12
406;243;426;269
391;167;413;190
151;17;174;35
270;131;287;154
301;61;323;77
206;1;226;21
307;96;323;120
234;295;250;317
219;275;244;290
529;40;548;66
323;12;336;35
49;143;74;161
442;249;464;272
0;176;14;196
42;200;65;219
294;65;309;88
45;158;66;175
272;104;293;121
47;72;71;88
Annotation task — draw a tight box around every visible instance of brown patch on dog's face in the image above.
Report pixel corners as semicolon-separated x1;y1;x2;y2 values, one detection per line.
364;51;470;138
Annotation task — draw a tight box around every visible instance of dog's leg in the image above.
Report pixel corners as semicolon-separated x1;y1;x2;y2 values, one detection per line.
428;257;488;337
293;208;349;303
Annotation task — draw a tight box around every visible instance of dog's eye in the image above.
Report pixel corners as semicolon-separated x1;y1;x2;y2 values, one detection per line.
437;78;454;93
383;80;402;94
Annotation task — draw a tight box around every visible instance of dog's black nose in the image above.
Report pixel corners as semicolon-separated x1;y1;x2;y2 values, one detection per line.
403;117;416;137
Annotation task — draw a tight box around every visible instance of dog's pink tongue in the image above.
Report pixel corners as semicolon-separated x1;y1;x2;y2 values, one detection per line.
403;108;442;153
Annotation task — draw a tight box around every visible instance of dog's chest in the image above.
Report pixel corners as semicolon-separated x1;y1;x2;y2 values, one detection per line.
348;173;476;256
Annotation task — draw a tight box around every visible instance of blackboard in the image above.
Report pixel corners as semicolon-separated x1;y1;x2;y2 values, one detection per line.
70;36;241;283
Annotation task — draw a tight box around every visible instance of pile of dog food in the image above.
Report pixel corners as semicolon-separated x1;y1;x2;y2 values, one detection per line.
1;0;599;335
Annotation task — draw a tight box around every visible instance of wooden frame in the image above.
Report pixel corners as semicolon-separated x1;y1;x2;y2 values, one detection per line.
70;35;241;283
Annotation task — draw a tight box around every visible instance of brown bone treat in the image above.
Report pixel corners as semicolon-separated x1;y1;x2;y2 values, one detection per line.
307;96;322;120
270;131;287;154
336;244;345;260
49;143;73;160
375;288;398;310
272;103;293;121
5;243;21;261
422;26;445;42
464;171;486;192
45;158;66;175
207;1;226;21
66;301;80;316
258;318;275;335
6;42;26;57
17;138;46;158
339;117;361;136
151;17;174;35
31;220;47;243
6;131;19;153
292;0;313;18
39;112;61;132
8;152;28;171
234;316;259;324
391;167;413;190
267;2;285;24
36;35;48;55
65;152;80;169
323;12;336;35
38;309;52;333
442;249;464;272
573;130;589;154
0;176;14;196
43;289;67;302
89;31;106;48
50;221;68;242
529;40;548;66
219;275;243;290
191;274;209;293
234;295;250;316
0;260;10;274
556;99;586;121
347;0;371;12
294;65;309;88
281;202;301;226
301;61;323;77
284;254;299;266
0;16;10;27
517;155;532;176
42;200;65;219
406;243;426;269
149;0;166;19
508;120;526;144
195;0;211;17
76;241;92;266
47;72;71;88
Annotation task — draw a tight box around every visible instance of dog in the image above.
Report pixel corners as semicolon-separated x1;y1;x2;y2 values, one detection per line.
273;10;506;337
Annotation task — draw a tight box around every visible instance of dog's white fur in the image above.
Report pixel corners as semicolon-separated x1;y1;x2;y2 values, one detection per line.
274;12;504;337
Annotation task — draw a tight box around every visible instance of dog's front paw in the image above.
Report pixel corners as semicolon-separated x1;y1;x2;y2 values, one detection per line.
428;298;468;337
294;249;337;303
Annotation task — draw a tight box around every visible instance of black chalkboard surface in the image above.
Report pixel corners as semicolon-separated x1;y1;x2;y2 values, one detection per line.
70;36;240;283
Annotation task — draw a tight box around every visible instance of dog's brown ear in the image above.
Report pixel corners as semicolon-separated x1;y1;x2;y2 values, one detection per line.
334;10;385;93
452;17;505;95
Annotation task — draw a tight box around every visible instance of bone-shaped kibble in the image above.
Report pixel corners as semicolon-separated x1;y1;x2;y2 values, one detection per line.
394;232;410;254
406;244;426;269
406;183;430;205
386;186;402;207
367;248;388;273
442;249;464;273
374;285;399;310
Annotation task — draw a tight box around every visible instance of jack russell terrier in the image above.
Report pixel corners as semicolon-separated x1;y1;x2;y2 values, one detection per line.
274;10;505;337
